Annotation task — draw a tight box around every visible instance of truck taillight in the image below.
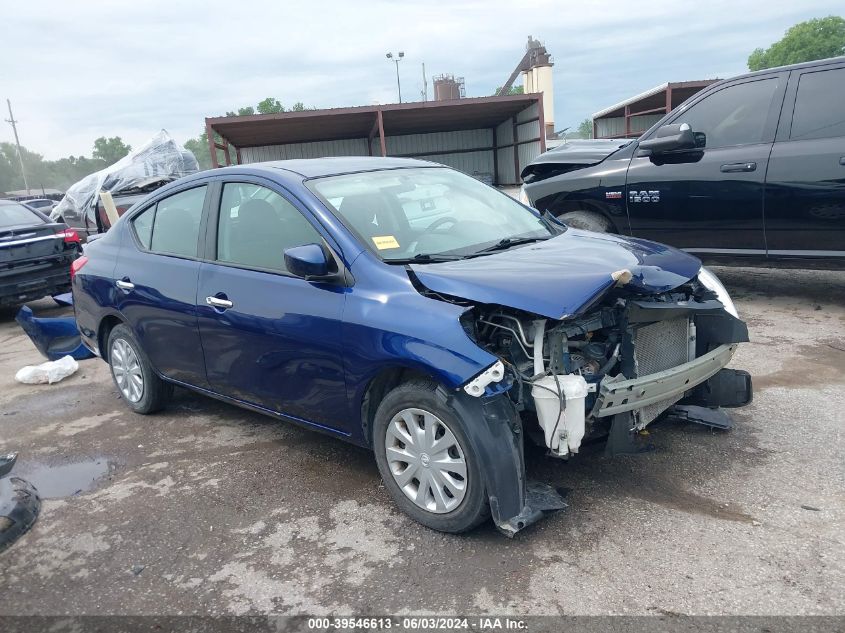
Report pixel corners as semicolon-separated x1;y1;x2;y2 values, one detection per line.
57;228;81;244
70;256;89;280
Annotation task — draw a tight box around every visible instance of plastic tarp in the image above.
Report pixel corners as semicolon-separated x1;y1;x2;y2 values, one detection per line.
51;130;198;227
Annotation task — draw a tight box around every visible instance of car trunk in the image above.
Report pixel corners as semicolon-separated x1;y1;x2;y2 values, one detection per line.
0;223;76;301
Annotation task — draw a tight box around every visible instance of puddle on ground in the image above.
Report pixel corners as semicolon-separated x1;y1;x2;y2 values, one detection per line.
13;458;113;498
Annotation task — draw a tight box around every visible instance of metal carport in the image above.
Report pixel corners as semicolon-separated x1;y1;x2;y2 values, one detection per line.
205;95;546;185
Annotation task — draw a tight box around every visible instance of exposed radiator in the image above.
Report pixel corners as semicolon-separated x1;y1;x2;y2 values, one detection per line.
633;317;693;426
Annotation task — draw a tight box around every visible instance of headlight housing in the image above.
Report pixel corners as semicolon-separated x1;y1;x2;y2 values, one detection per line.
697;267;738;317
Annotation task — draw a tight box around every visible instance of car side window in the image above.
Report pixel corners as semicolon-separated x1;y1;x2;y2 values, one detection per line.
147;186;206;258
674;78;778;149
216;183;322;273
132;207;154;249
791;67;845;141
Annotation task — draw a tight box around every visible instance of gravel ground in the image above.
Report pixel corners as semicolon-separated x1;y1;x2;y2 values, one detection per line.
0;266;842;616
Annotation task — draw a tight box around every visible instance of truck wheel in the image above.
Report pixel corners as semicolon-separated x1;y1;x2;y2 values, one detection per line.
373;380;489;533
107;324;172;414
559;210;611;233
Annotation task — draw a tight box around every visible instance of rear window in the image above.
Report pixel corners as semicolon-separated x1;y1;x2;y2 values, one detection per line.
791;67;845;140
0;202;41;229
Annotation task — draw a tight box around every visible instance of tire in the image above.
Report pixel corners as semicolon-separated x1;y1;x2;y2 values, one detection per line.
106;324;172;414
559;210;611;233
373;380;489;533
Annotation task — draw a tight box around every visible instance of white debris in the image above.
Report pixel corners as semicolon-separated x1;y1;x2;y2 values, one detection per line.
15;355;79;384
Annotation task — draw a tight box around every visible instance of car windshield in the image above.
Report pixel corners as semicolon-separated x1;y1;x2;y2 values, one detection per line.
308;167;554;261
0;202;41;229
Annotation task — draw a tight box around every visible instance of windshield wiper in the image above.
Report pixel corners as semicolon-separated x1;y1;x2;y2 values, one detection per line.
387;253;463;264
468;235;551;256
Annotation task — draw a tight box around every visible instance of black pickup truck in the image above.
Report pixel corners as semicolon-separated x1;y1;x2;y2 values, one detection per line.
522;57;845;268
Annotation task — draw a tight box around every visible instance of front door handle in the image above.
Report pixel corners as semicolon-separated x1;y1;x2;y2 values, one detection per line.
115;279;135;291
206;296;233;310
720;162;757;173
839;156;845;166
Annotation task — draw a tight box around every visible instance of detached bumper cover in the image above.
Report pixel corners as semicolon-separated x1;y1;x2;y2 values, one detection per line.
594;344;736;419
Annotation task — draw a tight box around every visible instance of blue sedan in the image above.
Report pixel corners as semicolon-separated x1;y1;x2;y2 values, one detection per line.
72;157;751;535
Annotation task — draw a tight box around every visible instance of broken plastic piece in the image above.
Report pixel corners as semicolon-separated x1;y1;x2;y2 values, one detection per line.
462;360;504;396
611;268;633;286
667;405;734;430
15;306;95;361
0;454;41;553
15;355;79;385
51;292;74;307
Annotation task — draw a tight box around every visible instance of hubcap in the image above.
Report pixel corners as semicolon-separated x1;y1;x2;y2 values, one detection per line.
385;408;467;514
110;338;144;403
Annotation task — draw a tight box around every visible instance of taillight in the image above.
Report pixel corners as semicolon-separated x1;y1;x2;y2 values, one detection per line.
70;256;89;280
57;228;81;244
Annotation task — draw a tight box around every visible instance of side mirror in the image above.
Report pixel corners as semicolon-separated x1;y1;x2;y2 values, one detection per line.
638;123;696;154
284;243;337;281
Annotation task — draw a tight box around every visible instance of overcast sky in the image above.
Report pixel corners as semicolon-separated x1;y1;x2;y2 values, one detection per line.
3;0;842;159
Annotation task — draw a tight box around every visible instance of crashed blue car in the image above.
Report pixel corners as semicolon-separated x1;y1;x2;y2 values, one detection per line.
71;157;751;535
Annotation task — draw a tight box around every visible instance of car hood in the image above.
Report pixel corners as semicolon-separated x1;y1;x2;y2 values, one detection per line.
409;229;702;319
523;139;632;172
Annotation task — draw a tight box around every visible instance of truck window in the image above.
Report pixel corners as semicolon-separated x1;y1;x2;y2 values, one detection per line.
791;67;845;141
674;78;778;149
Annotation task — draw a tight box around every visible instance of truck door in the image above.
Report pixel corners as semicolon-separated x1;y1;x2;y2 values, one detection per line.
764;62;845;262
625;75;785;257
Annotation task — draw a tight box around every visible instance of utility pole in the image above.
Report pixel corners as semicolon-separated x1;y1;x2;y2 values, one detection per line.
421;62;428;102
5;99;30;195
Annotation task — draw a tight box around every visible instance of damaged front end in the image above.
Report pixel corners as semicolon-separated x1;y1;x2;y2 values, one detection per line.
426;267;752;535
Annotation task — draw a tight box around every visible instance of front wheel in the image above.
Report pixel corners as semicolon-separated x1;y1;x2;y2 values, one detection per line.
107;324;172;414
373;380;489;533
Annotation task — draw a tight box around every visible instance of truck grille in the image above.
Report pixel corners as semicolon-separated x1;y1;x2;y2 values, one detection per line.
633;317;691;425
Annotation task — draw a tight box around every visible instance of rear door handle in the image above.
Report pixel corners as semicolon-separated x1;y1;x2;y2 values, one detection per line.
839;156;845;166
206;296;233;309
720;162;757;173
115;280;135;290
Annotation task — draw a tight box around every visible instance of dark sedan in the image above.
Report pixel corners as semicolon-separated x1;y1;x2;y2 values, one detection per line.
72;158;751;535
0;199;81;308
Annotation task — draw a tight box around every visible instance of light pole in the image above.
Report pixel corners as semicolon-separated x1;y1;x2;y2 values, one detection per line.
385;51;404;103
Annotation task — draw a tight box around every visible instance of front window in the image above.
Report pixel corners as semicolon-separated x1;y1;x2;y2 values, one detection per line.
307;167;554;262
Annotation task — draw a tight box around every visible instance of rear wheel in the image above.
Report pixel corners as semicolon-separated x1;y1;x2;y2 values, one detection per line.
559;210;611;233
373;380;489;533
107;324;171;414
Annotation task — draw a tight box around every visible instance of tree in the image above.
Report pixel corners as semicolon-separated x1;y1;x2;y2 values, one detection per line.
575;118;593;139
225;106;256;117
183;132;213;171
748;16;845;71
92;136;132;165
257;97;284;114
492;85;524;96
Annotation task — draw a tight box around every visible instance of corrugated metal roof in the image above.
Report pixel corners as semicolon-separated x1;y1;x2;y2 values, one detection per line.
591;80;719;120
208;95;543;148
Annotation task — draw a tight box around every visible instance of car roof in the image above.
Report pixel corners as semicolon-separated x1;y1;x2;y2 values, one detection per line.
213;156;436;179
713;55;845;85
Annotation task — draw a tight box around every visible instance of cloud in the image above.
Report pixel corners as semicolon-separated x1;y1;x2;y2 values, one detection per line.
2;0;841;158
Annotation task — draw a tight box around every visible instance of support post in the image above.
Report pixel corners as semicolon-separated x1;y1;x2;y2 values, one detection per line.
624;104;631;138
377;109;387;157
205;120;218;169
536;96;547;153
492;126;499;186
512;117;520;185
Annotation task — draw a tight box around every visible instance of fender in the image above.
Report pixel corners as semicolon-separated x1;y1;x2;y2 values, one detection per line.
439;386;566;536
